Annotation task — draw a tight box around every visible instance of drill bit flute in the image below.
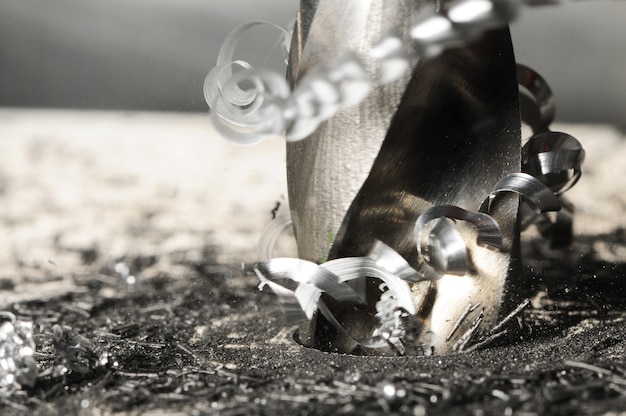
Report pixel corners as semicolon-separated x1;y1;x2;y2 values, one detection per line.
205;0;584;355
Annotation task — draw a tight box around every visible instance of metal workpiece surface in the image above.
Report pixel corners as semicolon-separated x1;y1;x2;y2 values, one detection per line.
0;110;624;414
287;1;523;354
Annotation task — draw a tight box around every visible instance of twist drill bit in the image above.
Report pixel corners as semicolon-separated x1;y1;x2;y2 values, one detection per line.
204;0;584;356
287;0;523;354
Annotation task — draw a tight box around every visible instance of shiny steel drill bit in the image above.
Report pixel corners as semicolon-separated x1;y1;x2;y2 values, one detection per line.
205;0;584;356
287;0;522;354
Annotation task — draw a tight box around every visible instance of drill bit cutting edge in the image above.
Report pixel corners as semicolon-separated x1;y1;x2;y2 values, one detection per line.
205;0;585;355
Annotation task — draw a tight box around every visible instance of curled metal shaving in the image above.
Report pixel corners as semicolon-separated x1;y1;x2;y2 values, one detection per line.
255;240;427;347
206;20;291;104
0;312;37;396
420;218;469;275
522;131;585;195
321;257;417;315
514;62;585;241
257;211;293;261
414;205;504;276
206;0;556;145
516;63;585;196
205;65;291;145
414;62;583;276
204;21;293;145
480;172;562;215
204;20;371;144
255;258;364;322
368;239;424;283
285;52;371;141
517;63;555;131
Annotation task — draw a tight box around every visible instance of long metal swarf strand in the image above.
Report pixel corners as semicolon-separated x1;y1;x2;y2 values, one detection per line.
287;0;523;354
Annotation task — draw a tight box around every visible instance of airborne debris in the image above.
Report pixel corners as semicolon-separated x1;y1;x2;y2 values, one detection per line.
270;201;281;220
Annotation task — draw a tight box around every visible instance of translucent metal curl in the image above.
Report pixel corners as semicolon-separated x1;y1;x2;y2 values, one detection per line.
286;53;371;141
368;239;423;283
257;212;293;261
204;21;292;145
206;66;291;145
370;33;411;85
256;258;363;306
321;257;417;315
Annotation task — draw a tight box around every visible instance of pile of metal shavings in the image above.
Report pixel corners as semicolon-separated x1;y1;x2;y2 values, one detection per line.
0;239;626;415
0;313;37;397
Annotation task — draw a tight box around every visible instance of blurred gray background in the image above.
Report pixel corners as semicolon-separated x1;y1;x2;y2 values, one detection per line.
0;0;624;126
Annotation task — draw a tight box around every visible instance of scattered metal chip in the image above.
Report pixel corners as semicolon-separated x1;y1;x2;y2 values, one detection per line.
0;312;37;396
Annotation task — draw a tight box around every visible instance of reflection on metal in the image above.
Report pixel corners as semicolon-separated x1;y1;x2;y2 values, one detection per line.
517;63;555;131
256;240;426;352
287;0;523;355
0;312;37;396
414;205;504;276
52;325;109;376
206;0;585;355
480;173;561;215
522;131;584;195
516;65;585;249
